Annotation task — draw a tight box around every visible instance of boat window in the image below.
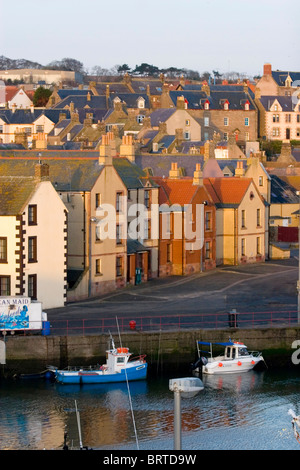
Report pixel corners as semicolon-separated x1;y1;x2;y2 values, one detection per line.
117;357;125;363
239;348;249;356
226;348;231;358
232;348;236;359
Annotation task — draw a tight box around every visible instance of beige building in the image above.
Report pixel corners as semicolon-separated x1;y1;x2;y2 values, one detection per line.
0;163;67;309
204;176;266;265
256;63;300;97
0;69;83;85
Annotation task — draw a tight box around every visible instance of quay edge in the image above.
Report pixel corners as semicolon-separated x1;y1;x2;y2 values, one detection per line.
1;326;300;378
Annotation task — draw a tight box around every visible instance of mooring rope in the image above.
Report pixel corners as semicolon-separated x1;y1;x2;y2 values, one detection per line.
288;409;300;444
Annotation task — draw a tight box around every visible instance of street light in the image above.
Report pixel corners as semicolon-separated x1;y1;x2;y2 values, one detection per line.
296;191;300;324
169;377;204;450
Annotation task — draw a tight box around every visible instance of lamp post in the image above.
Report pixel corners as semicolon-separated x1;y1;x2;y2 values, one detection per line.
169;377;204;450
296;192;300;324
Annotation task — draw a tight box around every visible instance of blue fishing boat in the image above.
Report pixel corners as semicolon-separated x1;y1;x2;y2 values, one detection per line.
48;338;147;384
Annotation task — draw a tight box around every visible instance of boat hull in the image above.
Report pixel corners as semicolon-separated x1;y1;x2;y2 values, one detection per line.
55;363;147;384
203;357;263;375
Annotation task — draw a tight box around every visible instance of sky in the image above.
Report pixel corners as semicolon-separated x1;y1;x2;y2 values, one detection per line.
0;0;299;78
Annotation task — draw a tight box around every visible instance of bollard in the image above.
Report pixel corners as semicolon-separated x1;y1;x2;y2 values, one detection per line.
129;320;136;330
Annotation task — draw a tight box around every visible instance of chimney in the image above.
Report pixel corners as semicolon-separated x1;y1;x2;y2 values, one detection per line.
176;95;186;110
106;85;110;99
87;92;91;101
175;128;184;144
263;63;272;76
30;103;34;113
202;82;210;96
59;112;67;122
193;163;203;185
99;132;116;165
235;161;245;177
119;134;135;162
35;162;49;181
169;162;180;179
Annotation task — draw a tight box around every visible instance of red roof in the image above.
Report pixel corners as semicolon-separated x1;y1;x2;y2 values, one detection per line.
153;177;208;205
204;177;252;204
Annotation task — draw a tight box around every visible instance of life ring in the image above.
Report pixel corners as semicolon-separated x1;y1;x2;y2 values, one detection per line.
117;347;129;354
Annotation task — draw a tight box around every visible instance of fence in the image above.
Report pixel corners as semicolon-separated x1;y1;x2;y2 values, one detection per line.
45;310;298;337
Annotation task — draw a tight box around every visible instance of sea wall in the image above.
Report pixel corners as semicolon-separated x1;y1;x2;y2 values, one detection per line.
1;326;300;377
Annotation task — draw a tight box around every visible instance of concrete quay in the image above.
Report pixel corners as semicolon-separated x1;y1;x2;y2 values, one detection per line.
1;326;300;377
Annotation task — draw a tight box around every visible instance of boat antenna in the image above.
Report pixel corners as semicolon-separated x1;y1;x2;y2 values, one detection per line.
115;316;140;450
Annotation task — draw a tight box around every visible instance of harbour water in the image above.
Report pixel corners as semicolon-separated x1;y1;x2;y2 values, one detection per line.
0;368;300;451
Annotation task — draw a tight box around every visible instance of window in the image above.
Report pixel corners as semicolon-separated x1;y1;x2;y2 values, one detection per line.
297;128;300;138
138;99;145;109
167;244;172;263
185;119;190;126
116;192;123;213
241;238;246;256
241;210;246;228
257;208;261;226
0;276;10;296
223;132;228;141
224;117;229;126
137;114;145;123
272;128;280;137
204;117;209;127
0;125;3;133
245;103;249;111
259;176;264;186
184;131;191;140
28;237;37;262
28;205;37;225
205;211;212;231
36;125;44;133
272;114;280;122
285;114;291;123
274;104;278;111
116;256;123;277
95;258;102;275
256;237;261;255
245;132;250;141
0;238;7;263
24;127;32;135
297;115;300;123
28;274;37;300
204;102;209;110
95;193;101;210
144;190;150;209
224;102;229;110
116;224;123;244
245;117;249;126
205;241;211;259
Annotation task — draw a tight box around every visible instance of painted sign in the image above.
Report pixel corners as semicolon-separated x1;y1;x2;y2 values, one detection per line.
0;297;31;331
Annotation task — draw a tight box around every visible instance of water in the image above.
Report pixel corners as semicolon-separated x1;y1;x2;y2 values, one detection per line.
0;369;300;450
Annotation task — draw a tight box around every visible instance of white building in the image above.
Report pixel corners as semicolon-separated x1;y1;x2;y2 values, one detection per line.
0;163;68;309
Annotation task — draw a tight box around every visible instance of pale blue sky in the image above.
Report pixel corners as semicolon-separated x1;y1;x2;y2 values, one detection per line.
0;0;299;77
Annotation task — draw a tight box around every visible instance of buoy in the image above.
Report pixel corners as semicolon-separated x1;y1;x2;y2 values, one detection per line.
218;362;223;367
237;361;242;366
251;360;255;365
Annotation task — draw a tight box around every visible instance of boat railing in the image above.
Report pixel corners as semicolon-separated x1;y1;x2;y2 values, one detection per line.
249;351;262;357
128;354;146;363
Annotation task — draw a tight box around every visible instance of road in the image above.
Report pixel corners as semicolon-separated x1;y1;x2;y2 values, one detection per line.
46;255;300;334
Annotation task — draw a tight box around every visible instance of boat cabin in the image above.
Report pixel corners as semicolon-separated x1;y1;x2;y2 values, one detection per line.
106;347;131;373
224;342;249;360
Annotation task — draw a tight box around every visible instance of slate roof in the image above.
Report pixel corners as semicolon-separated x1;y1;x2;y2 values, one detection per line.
169;90;256;110
130;80;163;95
112;157;156;189
57;89;92;100
0;108;70;125
95;83;131;95
272;71;300;87
270;175;299;204
0;176;38;215
112;93;150;109
259;95;296;112
148;108;177;126
135;154;204;177
53;95;110;110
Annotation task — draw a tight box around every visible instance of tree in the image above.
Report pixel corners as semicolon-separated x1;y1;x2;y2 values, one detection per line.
132;63;160;77
45;58;85;74
117;64;131;75
33;87;52;107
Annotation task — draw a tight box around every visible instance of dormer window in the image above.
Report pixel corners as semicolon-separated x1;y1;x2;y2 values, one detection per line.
204;100;210;110
137;97;145;109
224;101;229;110
244;101;250;111
274;104;278;111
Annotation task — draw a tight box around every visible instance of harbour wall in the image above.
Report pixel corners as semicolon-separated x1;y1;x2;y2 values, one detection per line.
1;326;300;377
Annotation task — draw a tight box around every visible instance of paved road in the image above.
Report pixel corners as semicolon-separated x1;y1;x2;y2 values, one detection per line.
46;255;300;334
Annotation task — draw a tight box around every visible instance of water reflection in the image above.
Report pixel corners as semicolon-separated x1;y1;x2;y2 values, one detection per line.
0;370;300;450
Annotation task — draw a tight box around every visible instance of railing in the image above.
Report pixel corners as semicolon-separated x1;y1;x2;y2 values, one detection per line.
46;310;298;337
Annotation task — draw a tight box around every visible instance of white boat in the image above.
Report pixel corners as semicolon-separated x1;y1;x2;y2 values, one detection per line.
192;340;265;375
